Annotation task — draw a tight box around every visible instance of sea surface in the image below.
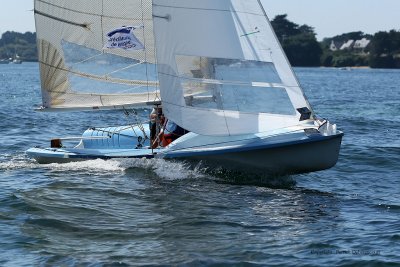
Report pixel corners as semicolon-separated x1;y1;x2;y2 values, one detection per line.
0;63;399;266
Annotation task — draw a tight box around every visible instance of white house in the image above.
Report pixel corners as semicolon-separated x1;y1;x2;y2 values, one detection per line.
340;40;355;50
353;38;371;50
330;40;342;51
329;38;371;52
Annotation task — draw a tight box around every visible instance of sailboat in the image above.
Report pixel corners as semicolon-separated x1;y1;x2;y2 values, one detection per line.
27;0;343;176
10;53;22;64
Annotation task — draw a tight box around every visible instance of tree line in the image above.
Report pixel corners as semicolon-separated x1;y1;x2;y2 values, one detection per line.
0;31;37;62
271;14;400;68
1;17;400;68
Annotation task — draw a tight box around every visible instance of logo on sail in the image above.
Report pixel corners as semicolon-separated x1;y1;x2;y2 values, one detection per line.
104;26;144;50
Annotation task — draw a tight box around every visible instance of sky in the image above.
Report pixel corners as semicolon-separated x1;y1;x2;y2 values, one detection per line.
1;0;400;40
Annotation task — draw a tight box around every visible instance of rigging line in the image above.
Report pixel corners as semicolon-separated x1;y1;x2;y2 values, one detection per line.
106;62;143;76
152;3;264;17
129;122;140;139
93;125;136;133
135;122;148;140
70;53;104;66
129;108;149;138
90;127;140;139
64;54;151;79
38;60;159;87
123;107;149;140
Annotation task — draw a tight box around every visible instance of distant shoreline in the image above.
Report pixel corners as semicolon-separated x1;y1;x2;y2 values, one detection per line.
2;26;400;69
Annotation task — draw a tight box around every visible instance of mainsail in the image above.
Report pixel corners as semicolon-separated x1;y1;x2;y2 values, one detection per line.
153;0;314;135
34;0;159;110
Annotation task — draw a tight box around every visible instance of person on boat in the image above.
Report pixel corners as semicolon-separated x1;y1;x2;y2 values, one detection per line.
149;106;164;148
158;119;188;147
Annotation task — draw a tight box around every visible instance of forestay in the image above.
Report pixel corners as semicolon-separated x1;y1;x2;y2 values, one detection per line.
153;0;314;135
34;0;159;110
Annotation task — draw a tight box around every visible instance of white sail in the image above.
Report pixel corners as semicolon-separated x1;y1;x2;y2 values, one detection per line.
153;0;313;135
34;0;159;110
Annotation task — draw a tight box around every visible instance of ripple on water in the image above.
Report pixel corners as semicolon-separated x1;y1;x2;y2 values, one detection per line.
1;66;400;266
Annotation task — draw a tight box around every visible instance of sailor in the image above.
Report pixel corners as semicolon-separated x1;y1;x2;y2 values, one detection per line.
159;119;188;147
149;106;164;148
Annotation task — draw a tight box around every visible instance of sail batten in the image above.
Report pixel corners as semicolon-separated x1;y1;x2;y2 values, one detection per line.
36;0;153;21
34;10;90;29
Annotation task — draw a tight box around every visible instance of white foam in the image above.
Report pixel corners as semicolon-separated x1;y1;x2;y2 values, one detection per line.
45;159;125;172
1;154;207;180
0;160;37;170
0;154;37;170
116;158;208;180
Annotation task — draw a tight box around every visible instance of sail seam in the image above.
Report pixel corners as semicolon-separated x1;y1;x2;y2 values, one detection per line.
158;71;296;88
37;102;160;112
38;59;158;87
43;91;159;97
160;100;298;118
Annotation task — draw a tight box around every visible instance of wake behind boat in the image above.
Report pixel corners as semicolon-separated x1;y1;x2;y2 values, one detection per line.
27;0;343;176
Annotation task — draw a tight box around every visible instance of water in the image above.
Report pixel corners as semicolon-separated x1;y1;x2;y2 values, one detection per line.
0;63;399;266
